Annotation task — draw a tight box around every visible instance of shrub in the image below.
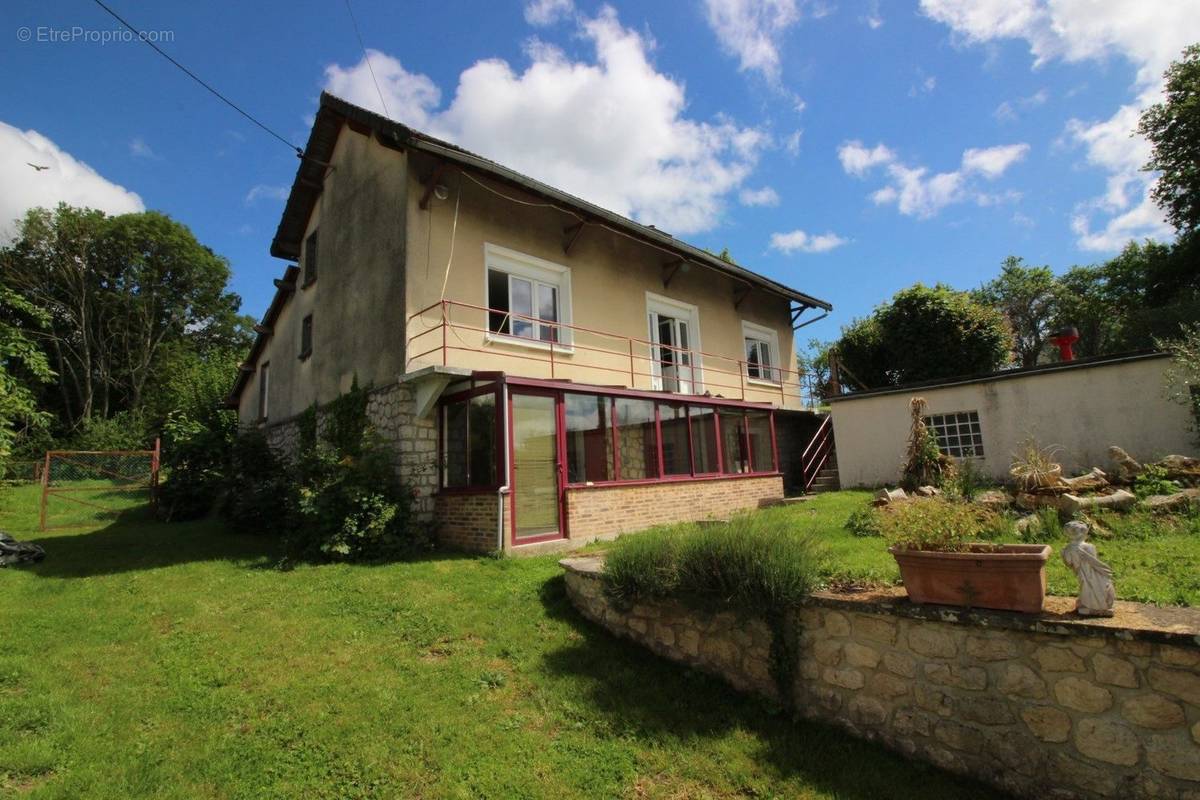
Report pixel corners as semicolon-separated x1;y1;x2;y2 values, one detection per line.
844;506;882;537
223;429;293;535
1133;464;1181;499
157;408;236;521
603;515;823;614
947;457;985;501
64;410;152;452
877;498;997;552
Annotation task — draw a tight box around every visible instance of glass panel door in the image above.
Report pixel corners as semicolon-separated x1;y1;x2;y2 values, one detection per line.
511;393;561;541
649;312;693;393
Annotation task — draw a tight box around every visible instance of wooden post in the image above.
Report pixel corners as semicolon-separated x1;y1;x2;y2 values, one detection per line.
829;349;842;397
38;450;51;531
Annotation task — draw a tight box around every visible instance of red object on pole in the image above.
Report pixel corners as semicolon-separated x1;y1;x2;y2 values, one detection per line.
1048;326;1080;361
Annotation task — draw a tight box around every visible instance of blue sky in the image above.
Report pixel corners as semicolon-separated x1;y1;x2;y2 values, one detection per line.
4;0;1197;348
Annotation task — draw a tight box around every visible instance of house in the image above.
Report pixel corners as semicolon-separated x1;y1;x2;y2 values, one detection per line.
228;93;832;553
829;350;1194;488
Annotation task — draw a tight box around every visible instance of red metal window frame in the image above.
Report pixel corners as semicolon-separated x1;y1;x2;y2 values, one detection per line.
437;382;505;494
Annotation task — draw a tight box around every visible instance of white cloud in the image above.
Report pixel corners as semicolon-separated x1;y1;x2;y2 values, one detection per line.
837;140;895;176
920;0;1198;249
0;121;143;240
524;0;574;27
993;88;1048;122
769;229;848;253
322;8;768;235
961;143;1030;177
129;136;159;160
739;186;780;206
862;0;883;29
909;72;937;97
703;0;801;83
244;184;290;205
842;140;1028;218
783;129;803;156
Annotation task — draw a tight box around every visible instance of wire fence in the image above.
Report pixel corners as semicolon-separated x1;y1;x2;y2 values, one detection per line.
39;441;160;530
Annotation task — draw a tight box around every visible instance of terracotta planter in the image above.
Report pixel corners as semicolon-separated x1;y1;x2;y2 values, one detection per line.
889;544;1051;614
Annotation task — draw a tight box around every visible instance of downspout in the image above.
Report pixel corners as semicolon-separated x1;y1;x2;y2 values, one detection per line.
496;385;510;553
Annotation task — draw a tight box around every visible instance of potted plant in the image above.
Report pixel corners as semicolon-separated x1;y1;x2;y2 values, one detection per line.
1010;439;1064;490
880;498;1050;613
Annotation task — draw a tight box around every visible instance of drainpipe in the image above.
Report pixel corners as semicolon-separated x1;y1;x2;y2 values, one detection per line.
496;385;510;553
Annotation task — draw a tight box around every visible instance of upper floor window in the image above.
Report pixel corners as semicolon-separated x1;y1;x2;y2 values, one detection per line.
303;229;319;286
924;410;984;458
258;362;270;420
647;293;701;394
300;314;313;360
742;320;780;384
484;244;572;347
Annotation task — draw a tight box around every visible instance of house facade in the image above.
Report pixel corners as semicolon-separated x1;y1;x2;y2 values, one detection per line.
229;93;831;553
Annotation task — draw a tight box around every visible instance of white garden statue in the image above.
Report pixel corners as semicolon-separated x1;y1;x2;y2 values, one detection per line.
1061;521;1116;617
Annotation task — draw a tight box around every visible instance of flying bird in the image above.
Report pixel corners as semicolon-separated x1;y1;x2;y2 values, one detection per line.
27;163;49;172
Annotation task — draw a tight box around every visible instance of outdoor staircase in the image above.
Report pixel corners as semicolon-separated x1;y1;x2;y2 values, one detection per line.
800;415;840;495
809;446;841;493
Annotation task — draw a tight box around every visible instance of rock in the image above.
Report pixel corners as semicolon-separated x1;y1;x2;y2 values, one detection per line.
867;672;910;698
823;666;865;690
873;487;908;506
908;626;958;658
1022;705;1071;742
823;611;850;637
1032;645;1085;673
999;663;1047;699
843;642;881;669
1015;514;1040;533
1059;489;1136;515
1121;694;1186;729
1015;492;1063;512
883;650;916;678
924;662;987;691
958;697;1014;725
1143;489;1200;514
853;615;897;645
1060;467;1109;492
1055;677;1113;713
1146;735;1200;781
1149;666;1200;706
848;695;889;726
1073;718;1140;766
1092;653;1138;688
975;490;1011;510
965;635;1019;662
1109;445;1142;482
915;485;941;497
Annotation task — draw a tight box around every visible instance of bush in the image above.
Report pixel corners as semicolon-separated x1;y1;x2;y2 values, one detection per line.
223;429;293;535
63;410;152;451
1133;464;1181;499
603;514;823;614
844;506;882;537
947;457;985;501
877;498;997;552
157;408;236;521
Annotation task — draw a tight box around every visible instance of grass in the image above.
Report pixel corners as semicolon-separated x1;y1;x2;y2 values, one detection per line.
0;482;1005;799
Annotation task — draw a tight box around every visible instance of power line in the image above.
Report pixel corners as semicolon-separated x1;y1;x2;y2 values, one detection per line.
344;0;390;119
89;0;303;157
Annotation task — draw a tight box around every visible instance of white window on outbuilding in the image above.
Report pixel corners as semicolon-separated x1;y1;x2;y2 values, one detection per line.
924;410;984;458
742;320;781;384
484;244;573;349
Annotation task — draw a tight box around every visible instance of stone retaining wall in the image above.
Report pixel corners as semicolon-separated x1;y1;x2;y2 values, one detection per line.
561;557;1200;800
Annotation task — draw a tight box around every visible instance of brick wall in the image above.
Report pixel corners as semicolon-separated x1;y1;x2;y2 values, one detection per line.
563;558;1200;800
565;475;783;541
434;491;506;553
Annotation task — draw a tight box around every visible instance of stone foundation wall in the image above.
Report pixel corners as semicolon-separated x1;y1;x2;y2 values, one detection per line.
258;381;439;522
562;558;1200;800
565;476;784;541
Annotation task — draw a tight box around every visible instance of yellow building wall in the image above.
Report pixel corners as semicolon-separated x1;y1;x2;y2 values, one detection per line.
403;151;802;409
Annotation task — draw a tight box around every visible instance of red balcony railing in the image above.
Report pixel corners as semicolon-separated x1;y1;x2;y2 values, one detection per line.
406;299;827;408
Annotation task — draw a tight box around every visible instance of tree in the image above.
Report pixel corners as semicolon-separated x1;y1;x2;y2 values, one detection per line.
1139;43;1200;235
834;284;1012;389
1050;266;1121;359
1160;322;1200;444
1;204;244;431
973;256;1059;367
0;284;54;466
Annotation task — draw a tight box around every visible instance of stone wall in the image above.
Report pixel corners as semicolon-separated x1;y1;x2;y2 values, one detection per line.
258;380;439;522
562;557;1200;800
565;475;783;541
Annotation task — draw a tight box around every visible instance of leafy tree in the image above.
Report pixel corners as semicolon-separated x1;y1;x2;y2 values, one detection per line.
1050;265;1121;358
1139;43;1200;235
973;256;1059;367
1;204;245;432
835;284;1012;389
0;284;54;467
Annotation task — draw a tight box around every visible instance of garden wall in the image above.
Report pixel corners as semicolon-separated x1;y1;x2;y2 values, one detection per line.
561;556;1200;800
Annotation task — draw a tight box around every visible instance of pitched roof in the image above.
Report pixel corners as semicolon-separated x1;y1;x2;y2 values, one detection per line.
273;92;832;312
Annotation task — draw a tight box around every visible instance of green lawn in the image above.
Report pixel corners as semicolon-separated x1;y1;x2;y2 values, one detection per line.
778;490;1200;607
0;484;1004;800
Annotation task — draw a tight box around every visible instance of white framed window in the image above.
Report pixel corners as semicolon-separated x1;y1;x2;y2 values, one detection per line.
742;320;781;384
484;243;573;350
925;410;985;459
646;292;703;394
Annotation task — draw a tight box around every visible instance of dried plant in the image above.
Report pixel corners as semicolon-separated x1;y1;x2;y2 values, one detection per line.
1009;437;1063;491
900;397;956;490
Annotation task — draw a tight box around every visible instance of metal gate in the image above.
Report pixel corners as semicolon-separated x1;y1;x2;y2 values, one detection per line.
39;441;160;531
